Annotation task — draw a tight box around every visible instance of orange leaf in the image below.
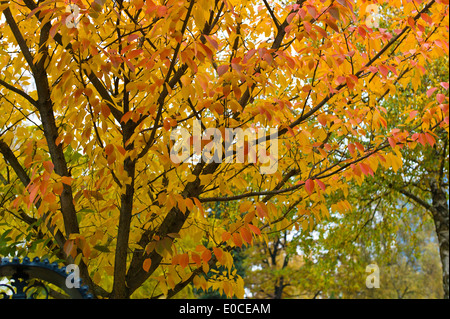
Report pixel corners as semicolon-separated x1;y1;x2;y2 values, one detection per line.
43;161;54;174
348;143;356;156
354;142;365;153
193;198;205;215
191;252;201;266
317;114;328;126
127;49;143;59
233;232;243;247
213;247;223;260
179;253;189;269
163;118;171;131
121;111;133;123
100;103;111;118
53;182;64;195
201;249;211;263
222;231;231;242
143;258;152;272
63;239;76;259
248;224;261;236
240;227;253;244
255;202;268;218
61;176;73;186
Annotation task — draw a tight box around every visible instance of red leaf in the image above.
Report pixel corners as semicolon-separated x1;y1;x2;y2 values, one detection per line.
157;5;167;17
28;184;39;208
328;6;340;20
346;76;355;90
408;110;418;120
204;35;219;50
359;163;373;176
316;179;326;191
424;132;436;146
418;133;427;146
305;179;315;195
378;65;389;78
336;75;346;85
348;143;356;156
427;87;438;97
420;13;433;25
127;34;140;42
287;12;297;24
436;94;445;104
262;53;273;65
306;5;318;18
49;23;59;39
303;21;312;33
217;64;229;76
440;82;449;90
388;137;396;149
358;26;367;38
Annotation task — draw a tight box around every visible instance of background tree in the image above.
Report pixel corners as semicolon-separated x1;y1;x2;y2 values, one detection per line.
0;0;448;298
242;56;448;299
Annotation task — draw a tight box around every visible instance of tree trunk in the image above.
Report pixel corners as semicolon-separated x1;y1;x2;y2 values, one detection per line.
430;178;449;299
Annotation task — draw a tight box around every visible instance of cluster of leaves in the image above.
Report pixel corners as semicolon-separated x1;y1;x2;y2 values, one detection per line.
0;0;448;298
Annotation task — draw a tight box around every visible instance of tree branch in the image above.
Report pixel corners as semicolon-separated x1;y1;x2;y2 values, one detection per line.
263;0;280;29
2;7;36;74
0;78;38;107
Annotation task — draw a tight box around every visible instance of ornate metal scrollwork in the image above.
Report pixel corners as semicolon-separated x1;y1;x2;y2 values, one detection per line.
0;256;93;299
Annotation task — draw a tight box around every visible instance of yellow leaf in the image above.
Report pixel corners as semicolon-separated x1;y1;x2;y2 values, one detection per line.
186;174;197;182
239;201;253;213
93;271;101;284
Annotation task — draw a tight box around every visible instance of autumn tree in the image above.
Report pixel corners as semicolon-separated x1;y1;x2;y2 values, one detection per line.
0;0;448;298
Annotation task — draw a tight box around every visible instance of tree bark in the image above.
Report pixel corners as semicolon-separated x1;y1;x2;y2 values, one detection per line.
430;178;449;299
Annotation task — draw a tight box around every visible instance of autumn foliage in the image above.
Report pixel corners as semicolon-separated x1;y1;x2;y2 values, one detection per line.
0;0;448;298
